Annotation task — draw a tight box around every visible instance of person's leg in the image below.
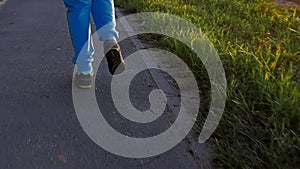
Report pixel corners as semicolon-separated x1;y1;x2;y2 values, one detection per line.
91;0;125;75
64;0;94;74
91;0;118;42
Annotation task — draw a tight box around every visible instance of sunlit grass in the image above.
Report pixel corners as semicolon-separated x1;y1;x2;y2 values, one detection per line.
115;0;300;168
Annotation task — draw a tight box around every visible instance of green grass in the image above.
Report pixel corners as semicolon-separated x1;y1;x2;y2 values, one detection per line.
115;0;300;168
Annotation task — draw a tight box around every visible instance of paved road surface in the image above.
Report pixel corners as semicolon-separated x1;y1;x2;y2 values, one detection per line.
0;0;204;168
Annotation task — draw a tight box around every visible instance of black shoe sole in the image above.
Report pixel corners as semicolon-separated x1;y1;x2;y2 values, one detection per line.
105;46;125;75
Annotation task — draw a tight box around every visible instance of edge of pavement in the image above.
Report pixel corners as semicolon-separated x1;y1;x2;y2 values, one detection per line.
115;7;213;169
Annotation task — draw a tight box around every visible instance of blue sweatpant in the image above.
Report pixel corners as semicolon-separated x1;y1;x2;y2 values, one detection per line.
64;0;119;73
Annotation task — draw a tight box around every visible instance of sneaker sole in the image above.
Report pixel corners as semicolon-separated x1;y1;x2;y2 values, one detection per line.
106;48;125;75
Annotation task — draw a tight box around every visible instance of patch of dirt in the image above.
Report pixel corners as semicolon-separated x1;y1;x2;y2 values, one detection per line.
274;0;300;9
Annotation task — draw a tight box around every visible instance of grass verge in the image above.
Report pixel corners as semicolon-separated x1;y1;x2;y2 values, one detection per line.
115;0;300;168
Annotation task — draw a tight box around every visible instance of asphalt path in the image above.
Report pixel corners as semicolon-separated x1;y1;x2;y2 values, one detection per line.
0;0;204;168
